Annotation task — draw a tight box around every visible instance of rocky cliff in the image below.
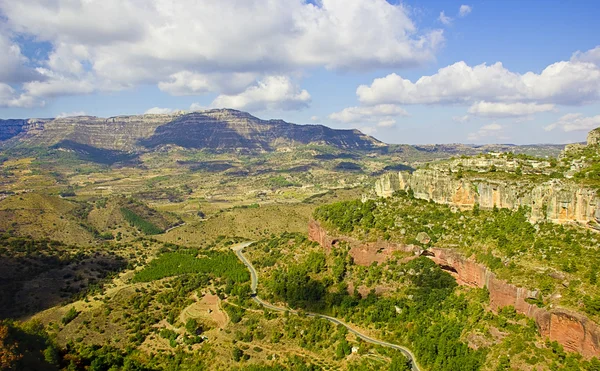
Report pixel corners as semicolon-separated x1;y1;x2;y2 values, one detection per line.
0;109;382;152
308;220;600;358
588;128;600;146
0;119;28;141
374;170;600;224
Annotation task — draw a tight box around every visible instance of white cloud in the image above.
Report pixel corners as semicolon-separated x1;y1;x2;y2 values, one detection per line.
23;71;96;98
545;113;600;132
189;103;207;111
467;123;506;141
468;101;556;117
439;11;452;26
145;107;173;114
56;111;87;118
329;104;408;123
0;0;443;105
0;32;41;84
310;116;319;122
377;119;396;128
158;71;257;96
571;46;600;66
452;115;471;123
0;83;39;108
459;5;472;17
357;49;600;107
210;76;311;111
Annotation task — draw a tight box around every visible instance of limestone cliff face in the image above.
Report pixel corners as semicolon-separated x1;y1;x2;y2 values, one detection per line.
374;169;600;224
308;220;600;358
1;109;382;152
10;114;181;151
588;128;600;146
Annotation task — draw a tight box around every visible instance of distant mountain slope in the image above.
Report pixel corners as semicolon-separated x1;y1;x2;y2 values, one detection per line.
0;119;27;141
0;109;382;152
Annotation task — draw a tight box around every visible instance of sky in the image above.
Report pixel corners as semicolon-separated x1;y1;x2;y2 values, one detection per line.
0;0;599;145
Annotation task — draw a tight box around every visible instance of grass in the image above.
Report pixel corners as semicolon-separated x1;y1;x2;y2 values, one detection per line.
132;249;249;283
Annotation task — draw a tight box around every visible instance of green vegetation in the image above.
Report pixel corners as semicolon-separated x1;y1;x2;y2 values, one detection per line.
313;199;376;233
132;249;249;283
120;207;163;235
249;233;600;371
61;307;79;325
267;175;299;188
315;191;600;316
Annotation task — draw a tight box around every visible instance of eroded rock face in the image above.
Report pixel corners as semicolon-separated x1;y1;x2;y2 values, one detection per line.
308;220;600;358
374;169;600;224
588;128;600;146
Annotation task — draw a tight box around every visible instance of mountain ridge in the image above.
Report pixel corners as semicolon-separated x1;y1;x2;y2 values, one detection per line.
0;109;383;152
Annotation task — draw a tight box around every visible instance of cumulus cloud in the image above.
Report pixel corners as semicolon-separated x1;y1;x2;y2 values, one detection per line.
158;72;257;96
439;11;452;26
467;101;556;117
210;76;311;111
0;83;39;108
0;32;42;84
545;113;600;132
0;0;443;106
357;50;600;108
467;123;506;141
571;46;600;66
329;104;408;123
145;107;173;114
459;5;472;17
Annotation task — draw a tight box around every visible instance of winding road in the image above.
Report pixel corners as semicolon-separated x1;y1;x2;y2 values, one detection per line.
231;242;422;371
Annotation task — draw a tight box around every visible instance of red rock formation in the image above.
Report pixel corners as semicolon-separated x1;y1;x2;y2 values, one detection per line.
308;219;600;358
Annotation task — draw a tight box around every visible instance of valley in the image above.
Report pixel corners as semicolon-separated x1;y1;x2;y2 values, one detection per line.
0;110;599;371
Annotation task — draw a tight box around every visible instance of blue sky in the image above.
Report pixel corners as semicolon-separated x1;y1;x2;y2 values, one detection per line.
0;0;599;144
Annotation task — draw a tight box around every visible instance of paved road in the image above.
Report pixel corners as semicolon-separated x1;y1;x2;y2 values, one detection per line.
231;242;422;371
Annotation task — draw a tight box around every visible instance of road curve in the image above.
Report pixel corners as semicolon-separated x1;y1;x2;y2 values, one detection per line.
231;242;422;371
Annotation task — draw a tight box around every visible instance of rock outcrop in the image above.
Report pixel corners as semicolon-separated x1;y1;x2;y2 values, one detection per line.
0;109;382;152
374;169;600;224
588;128;600;146
425;155;552;175
308;219;600;358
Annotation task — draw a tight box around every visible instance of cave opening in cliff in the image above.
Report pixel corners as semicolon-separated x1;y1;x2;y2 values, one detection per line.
420;250;435;257
439;264;458;274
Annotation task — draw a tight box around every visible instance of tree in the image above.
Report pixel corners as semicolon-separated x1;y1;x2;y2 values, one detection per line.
389;355;411;371
0;324;22;369
185;319;199;335
62;307;79;325
232;346;244;362
43;345;60;365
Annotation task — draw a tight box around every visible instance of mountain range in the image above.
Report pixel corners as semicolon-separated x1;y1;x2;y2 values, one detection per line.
0;109;568;162
0;109;382;152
